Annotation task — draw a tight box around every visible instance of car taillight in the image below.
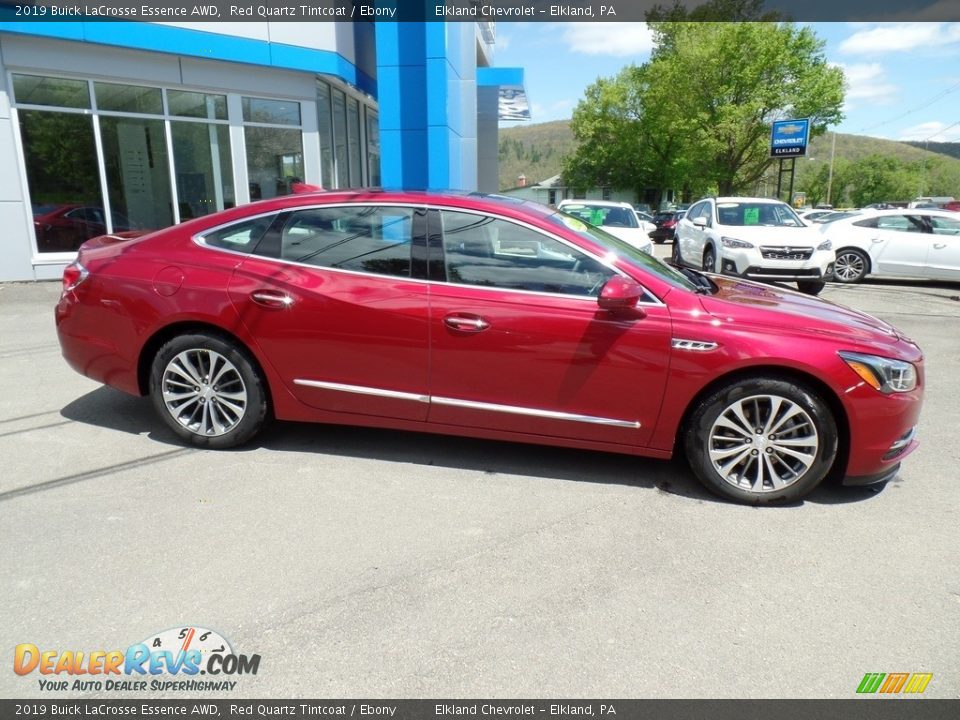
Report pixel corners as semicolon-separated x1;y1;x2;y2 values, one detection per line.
62;260;89;293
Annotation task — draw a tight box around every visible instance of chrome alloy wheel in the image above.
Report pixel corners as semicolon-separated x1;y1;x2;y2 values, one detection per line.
161;349;248;437
707;394;819;493
833;251;866;282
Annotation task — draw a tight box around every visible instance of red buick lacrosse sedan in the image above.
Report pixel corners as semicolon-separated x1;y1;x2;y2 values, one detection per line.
56;191;923;504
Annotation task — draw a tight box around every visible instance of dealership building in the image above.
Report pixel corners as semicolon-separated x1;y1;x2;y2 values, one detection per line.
0;19;525;281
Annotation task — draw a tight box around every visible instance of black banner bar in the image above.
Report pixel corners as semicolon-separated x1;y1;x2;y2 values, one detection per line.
2;700;960;720
1;0;960;23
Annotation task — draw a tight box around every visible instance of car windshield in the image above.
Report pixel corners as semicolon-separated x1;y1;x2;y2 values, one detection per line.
547;211;698;293
654;212;676;222
715;202;804;227
560;203;639;229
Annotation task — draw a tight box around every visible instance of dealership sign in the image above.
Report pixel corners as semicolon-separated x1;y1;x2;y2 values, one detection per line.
770;118;810;158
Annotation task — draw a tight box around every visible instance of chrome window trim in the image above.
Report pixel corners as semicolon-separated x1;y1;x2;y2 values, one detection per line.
191;201;667;306
293;378;641;429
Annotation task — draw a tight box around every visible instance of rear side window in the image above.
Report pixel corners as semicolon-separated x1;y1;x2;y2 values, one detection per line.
279;205;413;278
201;216;274;253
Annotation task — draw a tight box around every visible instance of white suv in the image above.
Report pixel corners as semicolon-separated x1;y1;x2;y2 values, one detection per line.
673;197;835;295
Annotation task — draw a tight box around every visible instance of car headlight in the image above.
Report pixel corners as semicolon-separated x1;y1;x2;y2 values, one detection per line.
838;351;917;393
720;236;754;249
817;239;832;251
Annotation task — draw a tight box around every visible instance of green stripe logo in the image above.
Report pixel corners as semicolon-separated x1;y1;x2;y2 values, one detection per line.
857;672;932;694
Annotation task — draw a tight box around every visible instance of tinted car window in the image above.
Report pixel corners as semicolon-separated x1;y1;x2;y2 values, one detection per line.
560;204;639;229
279;206;413;277
927;216;960;234
440;211;614;297
876;215;925;233
715;202;802;227
202;216;274;253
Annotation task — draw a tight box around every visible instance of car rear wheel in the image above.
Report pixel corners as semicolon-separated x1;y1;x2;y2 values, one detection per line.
833;248;869;283
684;378;838;505
702;246;717;273
150;333;268;448
796;280;826;295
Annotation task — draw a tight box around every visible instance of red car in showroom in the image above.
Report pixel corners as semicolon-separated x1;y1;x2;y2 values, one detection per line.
56;191;923;505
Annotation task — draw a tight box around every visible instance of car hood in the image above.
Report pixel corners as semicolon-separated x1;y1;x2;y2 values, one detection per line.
698;276;912;350
604;226;652;248
717;225;822;247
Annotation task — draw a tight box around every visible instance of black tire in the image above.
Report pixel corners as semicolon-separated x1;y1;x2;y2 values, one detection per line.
702;246;717;273
796;280;826;295
671;238;683;265
683;377;838;505
833;248;870;283
149;333;268;449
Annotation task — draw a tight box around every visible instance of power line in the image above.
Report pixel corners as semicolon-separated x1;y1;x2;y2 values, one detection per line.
859;77;960;133
919;118;960;143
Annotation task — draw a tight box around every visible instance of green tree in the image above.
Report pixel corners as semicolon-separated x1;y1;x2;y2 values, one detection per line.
563;22;845;198
846;155;920;207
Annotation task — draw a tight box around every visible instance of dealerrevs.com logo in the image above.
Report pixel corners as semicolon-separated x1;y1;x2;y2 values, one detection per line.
14;626;260;692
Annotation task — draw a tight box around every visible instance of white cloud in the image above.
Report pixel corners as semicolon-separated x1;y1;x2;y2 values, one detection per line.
898;120;960;142
839;22;960;55
835;62;899;109
561;23;654;57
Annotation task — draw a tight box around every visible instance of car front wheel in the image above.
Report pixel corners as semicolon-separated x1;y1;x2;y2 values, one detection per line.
684;378;838;505
833;248;869;283
150;333;268;448
702;246;717;273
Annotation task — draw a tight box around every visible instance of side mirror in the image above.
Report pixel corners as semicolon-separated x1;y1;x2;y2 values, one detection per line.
597;275;646;316
693;216;708;228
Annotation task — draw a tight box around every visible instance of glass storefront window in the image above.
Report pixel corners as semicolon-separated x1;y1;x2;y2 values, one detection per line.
13;75;90;109
242;97;301;125
366;108;380;187
317;82;334;189
172;122;234;219
332;88;348;189
168;90;227;120
244;127;304;200
347;97;362;188
99;116;174;232
18;110;103;253
94;82;163;114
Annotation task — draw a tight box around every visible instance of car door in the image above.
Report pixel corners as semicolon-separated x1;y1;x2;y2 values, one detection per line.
226;204;431;421
678;201;710;264
924;214;960;280
867;214;931;277
426;208;672;448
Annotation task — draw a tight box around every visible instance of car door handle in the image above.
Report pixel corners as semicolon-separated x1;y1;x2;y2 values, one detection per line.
870;237;885;243
251;290;294;309
443;314;490;332
933;243;947;249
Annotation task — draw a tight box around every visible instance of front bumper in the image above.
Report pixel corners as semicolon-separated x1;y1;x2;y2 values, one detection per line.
718;247;834;282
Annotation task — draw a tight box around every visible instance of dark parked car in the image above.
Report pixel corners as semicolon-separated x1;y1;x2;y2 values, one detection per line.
649;211;682;243
33;204;136;252
57;190;923;505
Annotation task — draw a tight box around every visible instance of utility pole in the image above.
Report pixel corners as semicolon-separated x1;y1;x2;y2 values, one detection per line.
826;131;836;206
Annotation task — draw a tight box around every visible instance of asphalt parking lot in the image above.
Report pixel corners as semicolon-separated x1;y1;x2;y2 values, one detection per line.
1;261;958;699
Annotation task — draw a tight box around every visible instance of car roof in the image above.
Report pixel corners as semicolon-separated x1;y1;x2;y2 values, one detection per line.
712;197;789;205
557;199;632;208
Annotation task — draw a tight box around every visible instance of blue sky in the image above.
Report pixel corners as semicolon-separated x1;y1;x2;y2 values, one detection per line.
494;22;960;144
